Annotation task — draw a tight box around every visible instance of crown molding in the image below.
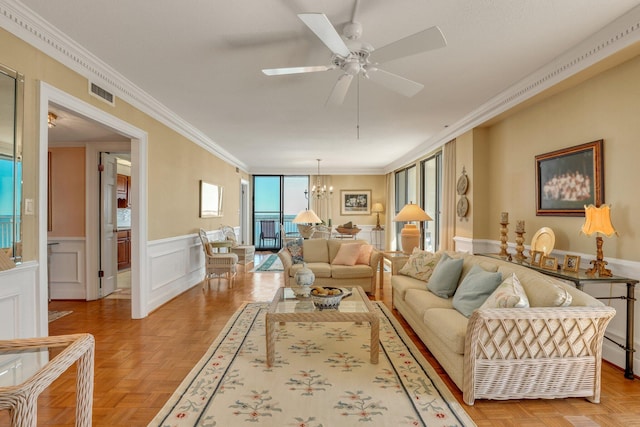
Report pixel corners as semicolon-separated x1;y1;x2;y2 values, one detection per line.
0;0;248;173
384;4;640;174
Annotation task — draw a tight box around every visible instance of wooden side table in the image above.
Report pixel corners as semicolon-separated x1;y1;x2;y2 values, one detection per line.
379;251;409;287
0;333;95;426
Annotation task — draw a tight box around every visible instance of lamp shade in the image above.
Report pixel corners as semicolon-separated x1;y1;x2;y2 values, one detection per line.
372;202;384;213
581;204;618;237
393;203;432;222
293;209;322;224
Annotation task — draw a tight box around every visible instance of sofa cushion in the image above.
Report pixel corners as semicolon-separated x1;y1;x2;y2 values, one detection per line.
327;239;368;262
303;239;329;263
481;272;529;309
427;253;464;298
332;243;362;266
497;265;573;307
404;288;453;320
398;249;441;281
391;274;430;302
290;262;332;278
452;265;503;317
423;308;468;355
331;264;373;279
285;238;304;264
356;244;374;265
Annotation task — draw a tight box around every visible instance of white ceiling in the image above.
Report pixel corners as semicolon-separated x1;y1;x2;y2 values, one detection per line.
14;0;640;174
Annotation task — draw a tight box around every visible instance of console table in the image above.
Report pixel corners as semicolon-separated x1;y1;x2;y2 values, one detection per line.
481;253;638;379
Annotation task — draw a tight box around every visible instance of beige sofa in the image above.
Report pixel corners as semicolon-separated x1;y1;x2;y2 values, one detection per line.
278;239;381;294
391;251;616;405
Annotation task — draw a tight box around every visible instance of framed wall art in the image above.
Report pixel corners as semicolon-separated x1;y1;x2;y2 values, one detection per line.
340;190;371;215
199;180;223;218
541;255;558;271
535;140;604;216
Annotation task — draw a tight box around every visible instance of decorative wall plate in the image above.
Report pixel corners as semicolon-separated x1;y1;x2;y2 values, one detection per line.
456;172;468;195
457;195;469;218
530;227;555;256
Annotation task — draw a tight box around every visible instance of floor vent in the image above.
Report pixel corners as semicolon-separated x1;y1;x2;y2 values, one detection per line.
89;82;115;106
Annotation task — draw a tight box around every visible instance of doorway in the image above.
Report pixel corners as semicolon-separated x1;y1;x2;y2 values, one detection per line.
40;82;149;319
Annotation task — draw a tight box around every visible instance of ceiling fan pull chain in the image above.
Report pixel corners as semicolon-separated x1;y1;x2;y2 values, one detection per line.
357;75;360;140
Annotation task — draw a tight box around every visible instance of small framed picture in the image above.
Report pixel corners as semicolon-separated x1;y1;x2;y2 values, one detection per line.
529;251;543;267
562;254;581;273
541;255;558;271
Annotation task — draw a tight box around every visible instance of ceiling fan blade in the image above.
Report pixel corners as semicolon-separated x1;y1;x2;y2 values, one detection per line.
367;67;424;97
298;13;351;58
326;74;354;106
372;26;446;64
262;65;331;76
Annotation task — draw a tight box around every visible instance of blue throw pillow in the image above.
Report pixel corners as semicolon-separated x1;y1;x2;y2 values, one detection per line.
452;265;503;317
427;253;464;298
285;238;304;264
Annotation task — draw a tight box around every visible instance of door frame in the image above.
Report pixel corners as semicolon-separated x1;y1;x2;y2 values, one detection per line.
38;82;149;321
240;179;250;244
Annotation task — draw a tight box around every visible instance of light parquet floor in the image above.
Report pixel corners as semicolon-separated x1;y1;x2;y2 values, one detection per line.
9;253;640;426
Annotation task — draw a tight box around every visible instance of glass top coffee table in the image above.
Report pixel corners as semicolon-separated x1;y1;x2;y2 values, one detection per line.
265;286;379;367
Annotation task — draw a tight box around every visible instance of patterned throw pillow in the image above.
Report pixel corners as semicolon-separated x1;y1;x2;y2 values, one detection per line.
398;248;441;281
481;273;530;309
285;238;304;264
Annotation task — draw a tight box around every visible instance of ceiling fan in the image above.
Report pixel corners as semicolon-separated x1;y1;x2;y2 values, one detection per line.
261;1;447;105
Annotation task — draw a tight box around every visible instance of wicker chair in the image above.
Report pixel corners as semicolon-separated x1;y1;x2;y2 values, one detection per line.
220;225;255;266
198;229;238;288
309;225;331;239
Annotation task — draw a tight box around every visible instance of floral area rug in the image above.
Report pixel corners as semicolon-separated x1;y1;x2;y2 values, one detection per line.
149;302;475;427
252;254;284;272
48;310;72;323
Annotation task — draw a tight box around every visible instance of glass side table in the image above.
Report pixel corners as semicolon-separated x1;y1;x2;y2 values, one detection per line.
0;333;95;426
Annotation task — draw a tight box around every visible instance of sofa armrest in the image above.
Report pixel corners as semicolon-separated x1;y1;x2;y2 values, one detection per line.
463;306;616;405
369;249;382;269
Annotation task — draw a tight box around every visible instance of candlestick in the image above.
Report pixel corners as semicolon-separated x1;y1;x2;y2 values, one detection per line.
499;219;509;258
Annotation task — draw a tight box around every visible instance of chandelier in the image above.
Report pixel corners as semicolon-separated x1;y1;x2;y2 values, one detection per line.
304;159;333;200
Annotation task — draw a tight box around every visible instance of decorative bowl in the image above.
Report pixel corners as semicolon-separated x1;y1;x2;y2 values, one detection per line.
310;287;344;310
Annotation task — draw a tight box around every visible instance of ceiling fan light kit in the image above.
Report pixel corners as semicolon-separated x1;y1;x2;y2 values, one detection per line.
261;6;447;106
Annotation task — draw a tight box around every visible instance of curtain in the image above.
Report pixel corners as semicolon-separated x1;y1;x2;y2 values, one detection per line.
440;139;456;251
385;172;395;251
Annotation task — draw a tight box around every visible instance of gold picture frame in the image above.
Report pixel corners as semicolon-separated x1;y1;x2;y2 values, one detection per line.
541;255;558;271
562;254;581;273
529;250;543;267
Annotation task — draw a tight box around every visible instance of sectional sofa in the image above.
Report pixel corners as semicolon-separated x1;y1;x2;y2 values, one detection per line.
391;250;616;405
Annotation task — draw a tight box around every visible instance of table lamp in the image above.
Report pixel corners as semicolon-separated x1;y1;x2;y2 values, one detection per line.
580;204;618;277
393;203;432;254
293;209;322;224
293;209;322;239
372;203;384;230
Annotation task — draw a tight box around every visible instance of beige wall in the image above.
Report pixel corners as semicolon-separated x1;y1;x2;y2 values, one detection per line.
327;175;386;227
459;54;640;261
1;28;245;259
47;147;85;237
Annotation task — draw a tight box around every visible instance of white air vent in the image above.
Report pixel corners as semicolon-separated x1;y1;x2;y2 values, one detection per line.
89;82;115;106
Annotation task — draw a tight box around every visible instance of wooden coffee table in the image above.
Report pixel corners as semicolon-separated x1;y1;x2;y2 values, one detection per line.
265;286;379;367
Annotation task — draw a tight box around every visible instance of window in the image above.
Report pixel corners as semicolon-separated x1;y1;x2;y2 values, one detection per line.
394;165;416;251
421;153;442;252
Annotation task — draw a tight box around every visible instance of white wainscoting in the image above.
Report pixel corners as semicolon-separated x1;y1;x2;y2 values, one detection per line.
0;262;41;339
453;235;640;374
145;228;230;313
48;238;86;300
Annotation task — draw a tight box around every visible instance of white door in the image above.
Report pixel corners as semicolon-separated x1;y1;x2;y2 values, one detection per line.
99;152;118;297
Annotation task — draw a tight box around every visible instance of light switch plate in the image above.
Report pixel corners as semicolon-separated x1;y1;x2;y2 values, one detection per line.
24;198;34;215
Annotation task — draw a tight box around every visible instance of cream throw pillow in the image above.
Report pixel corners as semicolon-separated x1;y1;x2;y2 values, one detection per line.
332;243;362;266
398;248;442;281
481;273;530;309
